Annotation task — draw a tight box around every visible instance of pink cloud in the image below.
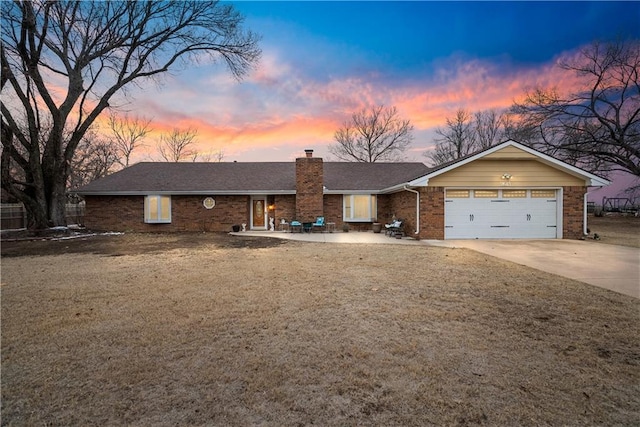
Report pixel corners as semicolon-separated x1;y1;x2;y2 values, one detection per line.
109;45;594;163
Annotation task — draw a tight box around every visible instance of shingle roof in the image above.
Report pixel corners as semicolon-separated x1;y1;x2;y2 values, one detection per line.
324;162;430;191
76;161;432;195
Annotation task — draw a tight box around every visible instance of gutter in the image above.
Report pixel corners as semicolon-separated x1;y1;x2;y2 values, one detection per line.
74;190;297;196
403;185;420;235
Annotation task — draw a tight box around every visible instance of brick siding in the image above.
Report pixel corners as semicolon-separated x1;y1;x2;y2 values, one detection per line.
273;194;296;227
84;195;250;232
419;187;445;240
563;186;586;239
388;191;417;236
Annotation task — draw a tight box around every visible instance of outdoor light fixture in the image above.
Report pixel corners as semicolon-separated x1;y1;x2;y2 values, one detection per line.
501;173;512;186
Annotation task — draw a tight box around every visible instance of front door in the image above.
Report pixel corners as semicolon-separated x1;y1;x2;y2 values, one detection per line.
252;198;266;229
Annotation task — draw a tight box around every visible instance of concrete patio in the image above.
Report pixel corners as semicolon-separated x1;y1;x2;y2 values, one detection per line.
232;230;424;245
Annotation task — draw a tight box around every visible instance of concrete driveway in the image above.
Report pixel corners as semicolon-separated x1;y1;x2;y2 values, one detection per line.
438;240;639;299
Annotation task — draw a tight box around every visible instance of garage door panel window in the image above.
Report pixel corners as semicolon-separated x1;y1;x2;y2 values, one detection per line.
446;190;469;198
145;195;171;223
474;190;498;198
531;190;556;198
502;190;526;198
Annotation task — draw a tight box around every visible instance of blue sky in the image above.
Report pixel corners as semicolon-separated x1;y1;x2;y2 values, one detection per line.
238;2;637;66
123;0;639;197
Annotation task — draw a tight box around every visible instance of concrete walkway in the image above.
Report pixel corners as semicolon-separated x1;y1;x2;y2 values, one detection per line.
232;231;639;298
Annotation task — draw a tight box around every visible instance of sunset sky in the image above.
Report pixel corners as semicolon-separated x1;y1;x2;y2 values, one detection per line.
115;1;639;194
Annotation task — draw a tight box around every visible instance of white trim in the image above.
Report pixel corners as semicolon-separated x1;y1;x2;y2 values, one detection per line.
408;140;610;187
556;187;564;238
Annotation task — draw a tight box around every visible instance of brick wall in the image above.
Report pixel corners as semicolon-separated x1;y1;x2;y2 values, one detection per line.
84;195;250;232
274;194;296;227
295;153;324;222
323;194;343;228
563;186;586;239
388;191;417;236
419;187;445;240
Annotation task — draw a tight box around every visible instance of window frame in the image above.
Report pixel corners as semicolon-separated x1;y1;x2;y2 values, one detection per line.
343;194;377;222
144;195;172;224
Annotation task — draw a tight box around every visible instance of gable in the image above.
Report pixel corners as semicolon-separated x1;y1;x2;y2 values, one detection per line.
428;159;585;187
411;140;610;187
482;145;538;160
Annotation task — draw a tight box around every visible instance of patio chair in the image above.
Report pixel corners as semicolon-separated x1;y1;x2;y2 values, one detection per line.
312;216;325;232
290;220;302;233
385;219;403;237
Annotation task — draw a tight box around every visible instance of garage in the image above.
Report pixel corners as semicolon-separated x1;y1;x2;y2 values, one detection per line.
444;188;559;239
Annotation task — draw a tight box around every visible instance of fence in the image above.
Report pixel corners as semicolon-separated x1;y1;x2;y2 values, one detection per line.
1;203;85;230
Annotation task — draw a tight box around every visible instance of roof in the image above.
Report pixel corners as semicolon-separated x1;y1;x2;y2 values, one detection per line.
76;161;432;195
76;140;610;196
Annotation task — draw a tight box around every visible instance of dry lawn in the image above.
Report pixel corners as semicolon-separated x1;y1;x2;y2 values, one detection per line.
1;233;639;426
588;214;640;248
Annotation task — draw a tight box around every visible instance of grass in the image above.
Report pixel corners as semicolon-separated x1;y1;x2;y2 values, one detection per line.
1;236;639;426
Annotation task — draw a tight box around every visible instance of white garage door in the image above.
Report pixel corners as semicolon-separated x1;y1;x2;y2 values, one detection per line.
444;189;558;239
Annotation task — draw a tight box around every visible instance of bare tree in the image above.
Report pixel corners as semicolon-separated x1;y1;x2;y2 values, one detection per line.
214;149;226;162
330;105;414;162
1;0;260;228
209;148;226;163
69;132;119;191
425;109;476;166
157;128;199;162
108;113;152;168
474;110;505;149
512;40;640;177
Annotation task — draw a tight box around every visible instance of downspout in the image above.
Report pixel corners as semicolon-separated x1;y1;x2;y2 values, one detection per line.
583;192;588;236
403;186;420;235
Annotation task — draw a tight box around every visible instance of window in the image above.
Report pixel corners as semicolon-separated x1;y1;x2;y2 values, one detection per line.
474;190;498;198
502;190;526;198
531;190;556;198
145;195;171;223
343;195;377;222
446;190;470;198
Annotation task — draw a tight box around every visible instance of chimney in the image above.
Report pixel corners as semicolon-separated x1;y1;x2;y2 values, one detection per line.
295;149;323;221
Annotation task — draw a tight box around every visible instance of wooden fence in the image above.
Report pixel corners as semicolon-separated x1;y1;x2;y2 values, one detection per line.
1;203;85;230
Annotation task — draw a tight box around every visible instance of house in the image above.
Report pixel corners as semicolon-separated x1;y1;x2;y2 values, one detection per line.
76;140;609;239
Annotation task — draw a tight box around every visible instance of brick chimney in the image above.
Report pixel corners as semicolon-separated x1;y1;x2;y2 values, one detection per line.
295;149;324;221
